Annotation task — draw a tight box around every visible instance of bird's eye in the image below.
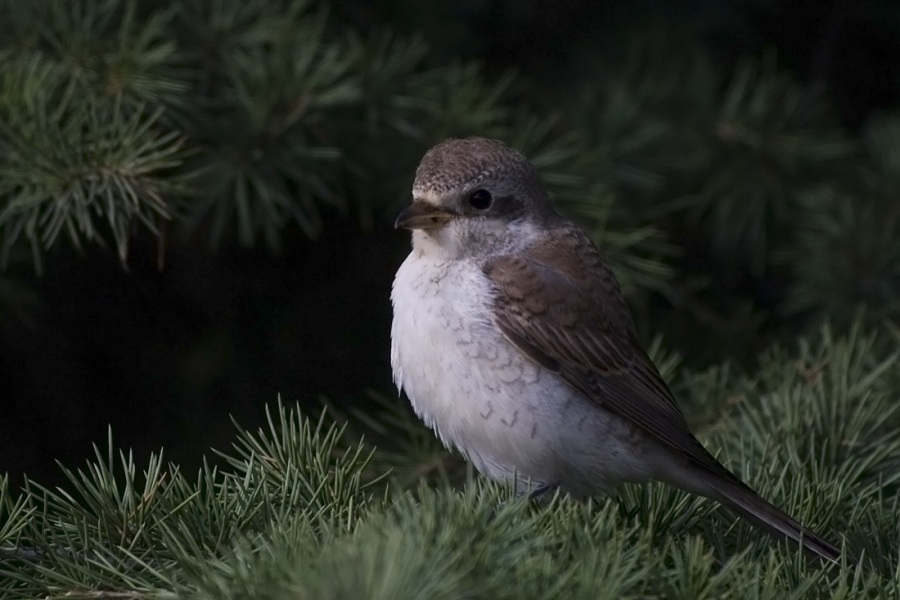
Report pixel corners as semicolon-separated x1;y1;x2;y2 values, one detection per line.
468;189;493;210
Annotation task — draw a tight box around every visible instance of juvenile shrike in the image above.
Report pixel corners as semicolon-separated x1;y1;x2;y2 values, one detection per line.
390;136;840;562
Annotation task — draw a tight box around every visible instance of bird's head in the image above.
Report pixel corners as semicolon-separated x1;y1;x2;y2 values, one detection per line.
395;137;557;259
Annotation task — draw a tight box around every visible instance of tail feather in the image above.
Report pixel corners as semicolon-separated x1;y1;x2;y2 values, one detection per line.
714;479;842;565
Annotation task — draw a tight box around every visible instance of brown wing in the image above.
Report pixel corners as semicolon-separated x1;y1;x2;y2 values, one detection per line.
483;226;730;477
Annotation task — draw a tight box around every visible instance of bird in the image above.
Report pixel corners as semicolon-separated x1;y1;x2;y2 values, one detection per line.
390;136;842;563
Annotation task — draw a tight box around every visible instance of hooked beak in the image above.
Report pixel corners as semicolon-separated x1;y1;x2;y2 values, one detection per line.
394;201;456;230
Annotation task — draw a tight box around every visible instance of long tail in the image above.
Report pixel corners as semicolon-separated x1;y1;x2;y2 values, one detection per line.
713;478;842;564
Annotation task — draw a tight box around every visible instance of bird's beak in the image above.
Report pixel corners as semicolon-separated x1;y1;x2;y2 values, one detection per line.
394;201;456;230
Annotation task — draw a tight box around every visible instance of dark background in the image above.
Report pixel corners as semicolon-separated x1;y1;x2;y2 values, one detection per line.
2;0;899;487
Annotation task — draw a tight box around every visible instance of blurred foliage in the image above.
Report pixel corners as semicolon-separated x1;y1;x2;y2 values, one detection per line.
783;114;900;324
1;0;898;342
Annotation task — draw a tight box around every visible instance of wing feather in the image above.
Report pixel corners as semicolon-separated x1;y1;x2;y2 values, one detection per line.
483;227;731;478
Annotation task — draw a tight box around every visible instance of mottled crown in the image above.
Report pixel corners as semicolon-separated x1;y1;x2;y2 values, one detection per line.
412;137;540;198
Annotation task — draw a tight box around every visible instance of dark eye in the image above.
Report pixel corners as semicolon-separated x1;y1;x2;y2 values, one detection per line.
468;189;493;210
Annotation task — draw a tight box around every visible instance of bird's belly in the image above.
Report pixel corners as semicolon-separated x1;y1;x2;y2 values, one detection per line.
390;255;656;495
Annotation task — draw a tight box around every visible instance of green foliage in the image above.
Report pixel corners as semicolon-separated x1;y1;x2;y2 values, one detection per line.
784;114;900;324
2;0;898;356
0;52;189;271
0;0;661;286
2;324;898;598
689;54;853;273
2;1;188;111
180;5;358;247
2;3;900;595
542;32;882;358
0;401;379;598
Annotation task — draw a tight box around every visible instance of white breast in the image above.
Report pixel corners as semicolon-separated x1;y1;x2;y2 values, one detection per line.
390;250;542;479
390;249;662;494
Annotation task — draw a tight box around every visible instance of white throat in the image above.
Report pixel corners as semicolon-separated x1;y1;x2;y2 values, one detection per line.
409;218;543;262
